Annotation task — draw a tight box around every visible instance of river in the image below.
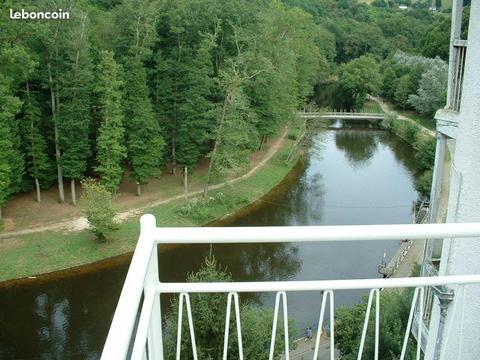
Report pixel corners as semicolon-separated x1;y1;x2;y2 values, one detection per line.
0;121;419;359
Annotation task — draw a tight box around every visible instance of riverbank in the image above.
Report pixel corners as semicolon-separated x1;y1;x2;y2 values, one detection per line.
371;96;435;137
370;96;436;198
0;125;304;283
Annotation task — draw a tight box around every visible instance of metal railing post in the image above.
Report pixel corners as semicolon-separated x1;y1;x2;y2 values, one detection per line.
101;214;158;360
146;240;163;360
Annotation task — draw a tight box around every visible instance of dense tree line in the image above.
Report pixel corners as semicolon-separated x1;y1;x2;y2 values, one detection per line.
284;0;453;110
0;0;455;218
0;0;326;217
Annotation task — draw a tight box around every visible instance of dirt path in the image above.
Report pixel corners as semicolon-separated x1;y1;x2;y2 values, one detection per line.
371;96;436;137
0;127;289;238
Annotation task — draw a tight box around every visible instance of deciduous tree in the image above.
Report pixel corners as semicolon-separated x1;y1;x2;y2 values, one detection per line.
338;55;382;109
394;74;414;110
408;59;447;116
80;178;118;241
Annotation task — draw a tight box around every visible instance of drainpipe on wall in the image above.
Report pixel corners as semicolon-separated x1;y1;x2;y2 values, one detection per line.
432;285;455;360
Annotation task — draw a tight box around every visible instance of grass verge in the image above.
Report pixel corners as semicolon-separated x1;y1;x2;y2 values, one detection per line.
361;100;384;113
401;111;436;131
0;130;303;282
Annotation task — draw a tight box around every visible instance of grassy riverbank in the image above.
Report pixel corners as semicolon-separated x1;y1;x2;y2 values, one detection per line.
0;127;304;282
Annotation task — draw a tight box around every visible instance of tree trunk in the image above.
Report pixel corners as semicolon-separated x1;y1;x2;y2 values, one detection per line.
71;14;87;207
27;82;43;204
71;179;77;205
204;94;230;197
184;167;188;201
171;133;176;175
259;135;266;150
0;206;2;221
48;62;65;203
35;178;41;203
136;183;141;196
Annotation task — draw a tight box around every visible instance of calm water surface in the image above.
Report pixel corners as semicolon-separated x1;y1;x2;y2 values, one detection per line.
0;123;419;359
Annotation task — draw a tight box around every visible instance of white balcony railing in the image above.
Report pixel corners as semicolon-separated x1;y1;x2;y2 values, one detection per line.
101;215;480;360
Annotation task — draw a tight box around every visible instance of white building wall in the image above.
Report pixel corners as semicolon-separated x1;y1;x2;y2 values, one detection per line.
425;1;480;359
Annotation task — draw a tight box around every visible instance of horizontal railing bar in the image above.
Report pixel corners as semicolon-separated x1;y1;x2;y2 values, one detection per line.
298;113;384;116
155;274;480;293
151;223;480;244
453;39;468;47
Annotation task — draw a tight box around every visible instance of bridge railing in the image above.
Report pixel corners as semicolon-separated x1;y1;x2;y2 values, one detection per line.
296;111;385;119
298;111;384;115
101;215;480;360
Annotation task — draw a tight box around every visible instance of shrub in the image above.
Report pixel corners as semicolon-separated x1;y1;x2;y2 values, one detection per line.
381;112;398;130
80;178;118;241
414;137;436;171
390;120;419;146
175;191;248;223
403;122;419;145
288;131;298;141
415;169;433;198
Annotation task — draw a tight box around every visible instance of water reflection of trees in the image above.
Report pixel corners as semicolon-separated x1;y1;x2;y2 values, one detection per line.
0;264;128;360
378;132;418;175
334;129;378;169
158;242;301;306
159;242;301;284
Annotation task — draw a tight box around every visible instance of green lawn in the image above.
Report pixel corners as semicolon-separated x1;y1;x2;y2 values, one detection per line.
382;99;436;131
0;132;302;282
442;0;453;10
362;100;384;113
404;112;436;131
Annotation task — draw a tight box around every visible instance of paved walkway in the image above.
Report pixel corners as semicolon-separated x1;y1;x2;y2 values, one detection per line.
286;332;339;360
391;239;425;278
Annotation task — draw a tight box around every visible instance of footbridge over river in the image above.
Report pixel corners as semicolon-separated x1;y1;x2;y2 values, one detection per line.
297;111;385;121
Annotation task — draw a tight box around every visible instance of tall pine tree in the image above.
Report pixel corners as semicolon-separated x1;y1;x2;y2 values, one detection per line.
58;11;93;205
95;51;127;193
123;56;165;195
175;33;216;171
0;75;22;220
